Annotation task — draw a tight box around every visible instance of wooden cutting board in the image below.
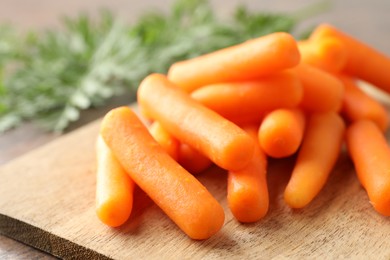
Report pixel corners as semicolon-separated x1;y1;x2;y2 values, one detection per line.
1;104;390;259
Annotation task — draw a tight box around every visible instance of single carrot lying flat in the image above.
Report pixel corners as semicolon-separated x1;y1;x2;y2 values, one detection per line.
339;74;389;132
227;125;269;223
138;73;255;171
310;23;390;93
95;135;135;227
168;32;300;92
258;108;306;158
346;120;390;216
191;70;303;121
149;121;180;161
100;106;225;239
178;143;212;175
298;37;347;73
295;63;344;112
284;112;345;208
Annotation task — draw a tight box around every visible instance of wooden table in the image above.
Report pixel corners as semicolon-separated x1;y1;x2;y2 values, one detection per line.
1;0;389;259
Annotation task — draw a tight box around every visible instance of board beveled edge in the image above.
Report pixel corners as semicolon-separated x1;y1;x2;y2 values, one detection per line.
0;213;112;259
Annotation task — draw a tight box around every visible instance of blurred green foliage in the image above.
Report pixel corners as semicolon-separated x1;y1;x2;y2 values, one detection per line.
0;0;325;132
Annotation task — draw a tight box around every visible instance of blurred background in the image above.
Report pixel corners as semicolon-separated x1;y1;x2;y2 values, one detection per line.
0;0;389;53
0;0;389;258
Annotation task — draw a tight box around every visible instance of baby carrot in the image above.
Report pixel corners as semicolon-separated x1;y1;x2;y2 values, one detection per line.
149;121;180;161
138;73;255;171
298;37;347;73
100;107;225;239
258;108;306;158
295;63;344;112
178;143;212;175
284;112;345;208
191;70;303;121
168;32;300;92
310;24;390;93
339;74;389;132
346;120;390;216
227;125;269;223
95;135;135;227
227;113;264;126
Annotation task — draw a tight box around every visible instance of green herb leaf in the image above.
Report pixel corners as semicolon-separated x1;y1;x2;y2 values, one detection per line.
0;0;325;133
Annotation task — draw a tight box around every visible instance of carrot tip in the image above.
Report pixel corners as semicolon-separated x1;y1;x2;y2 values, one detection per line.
96;199;132;227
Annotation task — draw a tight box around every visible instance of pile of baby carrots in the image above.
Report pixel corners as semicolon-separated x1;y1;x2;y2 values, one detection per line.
96;23;390;240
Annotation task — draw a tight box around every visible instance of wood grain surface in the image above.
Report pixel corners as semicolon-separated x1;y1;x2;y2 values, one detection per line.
1;0;390;258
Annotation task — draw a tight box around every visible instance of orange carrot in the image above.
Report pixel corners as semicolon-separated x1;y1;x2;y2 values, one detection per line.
284;112;345;208
138;73;255;171
346;120;390;216
168;32;300;92
227;113;264;126
95;135;135;227
100;107;225;239
298;37;347;73
191;70;303;121
178;143;212;175
295;63;344;112
149;121;180;161
310;24;390;93
227;125;269;223
338;74;389;132
258;108;306;158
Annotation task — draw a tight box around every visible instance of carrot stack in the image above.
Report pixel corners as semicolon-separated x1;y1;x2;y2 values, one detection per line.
95;25;390;238
138;73;255;172
100;107;225;239
227;125;269;223
310;23;390;93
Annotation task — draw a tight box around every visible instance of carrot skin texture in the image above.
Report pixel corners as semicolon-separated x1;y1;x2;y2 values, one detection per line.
258;108;306;158
228;113;264;126
138;73;255;171
227;125;269;223
191;70;303;121
95;135;135;227
346;120;390;216
178;143;213;175
168;32;300;92
149;121;180;161
100;107;225;239
296;63;344;112
310;24;390;93
284;112;345;208
298;37;347;73
339;74;389;132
